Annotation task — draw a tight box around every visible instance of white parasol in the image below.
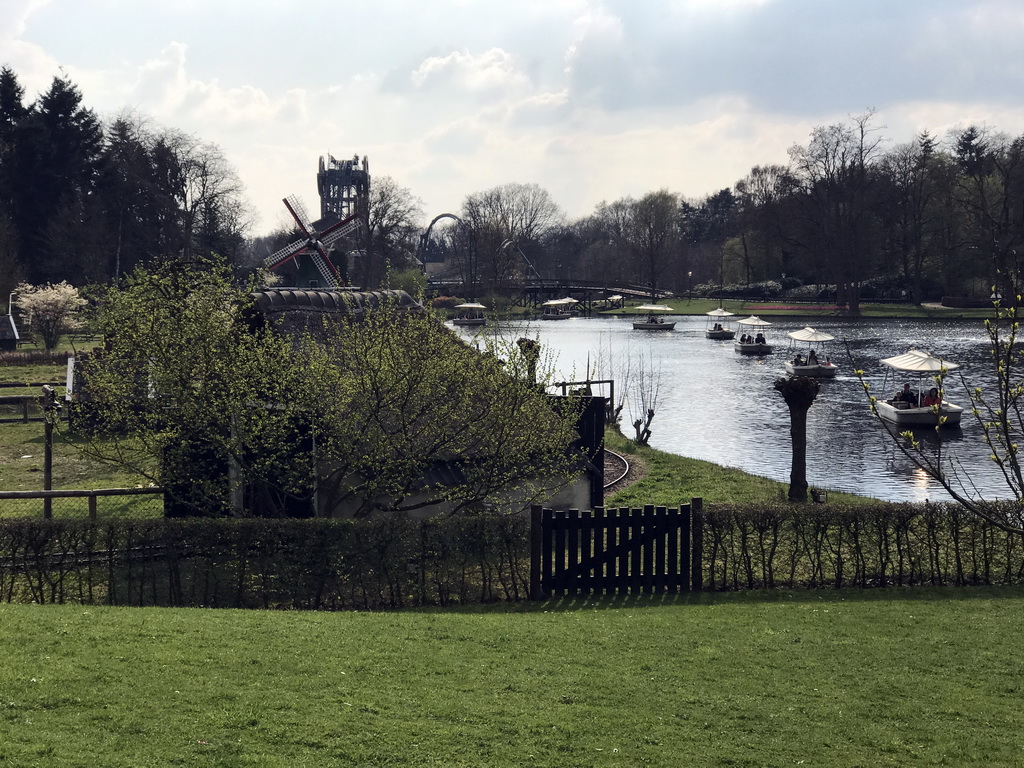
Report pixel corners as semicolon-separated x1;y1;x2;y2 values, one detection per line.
880;349;959;373
786;326;834;343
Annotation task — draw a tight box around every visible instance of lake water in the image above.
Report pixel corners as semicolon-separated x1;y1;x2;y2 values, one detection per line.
456;315;1009;503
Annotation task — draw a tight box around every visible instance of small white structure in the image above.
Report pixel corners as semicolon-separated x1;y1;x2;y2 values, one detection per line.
875;349;963;428
734;316;773;354
632;304;676;331
784;327;838;377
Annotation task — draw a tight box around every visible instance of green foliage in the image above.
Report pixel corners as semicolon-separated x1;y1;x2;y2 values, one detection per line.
384;267;427;297
73;264;581;516
0;515;531;608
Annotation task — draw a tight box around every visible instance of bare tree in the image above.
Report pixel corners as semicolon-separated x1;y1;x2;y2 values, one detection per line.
364;175;424;288
786;111;887;313
774;376;820;501
460;182;563;290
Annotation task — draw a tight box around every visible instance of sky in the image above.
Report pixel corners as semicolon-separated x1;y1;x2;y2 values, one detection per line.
3;0;1024;237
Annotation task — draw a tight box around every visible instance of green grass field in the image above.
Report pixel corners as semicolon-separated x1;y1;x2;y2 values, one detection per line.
604;428;872;507
1;588;1021;767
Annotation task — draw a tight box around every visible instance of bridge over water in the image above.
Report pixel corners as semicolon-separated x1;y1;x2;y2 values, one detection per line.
427;277;673;315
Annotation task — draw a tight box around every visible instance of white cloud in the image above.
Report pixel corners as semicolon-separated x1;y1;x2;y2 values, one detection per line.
3;0;1023;234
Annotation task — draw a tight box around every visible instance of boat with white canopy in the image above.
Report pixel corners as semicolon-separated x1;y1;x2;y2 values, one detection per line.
784;327;838;377
876;349;963;427
540;298;575;320
734;316;773;354
632;304;676;330
705;307;736;339
452;302;487;326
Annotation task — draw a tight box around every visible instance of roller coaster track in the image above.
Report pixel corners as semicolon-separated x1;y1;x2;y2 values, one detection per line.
603;448;631;490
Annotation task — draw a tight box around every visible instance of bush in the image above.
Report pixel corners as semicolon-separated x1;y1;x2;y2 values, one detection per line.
430;295;464;310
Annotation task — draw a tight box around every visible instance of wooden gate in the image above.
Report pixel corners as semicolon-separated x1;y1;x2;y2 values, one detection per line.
530;500;703;598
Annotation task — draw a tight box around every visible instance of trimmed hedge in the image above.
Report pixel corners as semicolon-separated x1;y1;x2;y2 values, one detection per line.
0;515;530;610
703;502;1024;590
0;502;1020;610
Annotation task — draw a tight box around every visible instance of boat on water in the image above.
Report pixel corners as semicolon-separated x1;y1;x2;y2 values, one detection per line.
452;302;487;326
734;316;773;354
705;307;736;339
632;304;676;331
784;327;838;377
540;297;575;320
875;349;963;428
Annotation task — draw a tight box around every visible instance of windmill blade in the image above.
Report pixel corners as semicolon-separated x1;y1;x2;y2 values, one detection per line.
319;213;362;249
264;238;308;270
283;195;315;239
308;246;341;287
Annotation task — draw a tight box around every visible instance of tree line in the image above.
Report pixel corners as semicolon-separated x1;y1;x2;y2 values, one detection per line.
3;64;1022;312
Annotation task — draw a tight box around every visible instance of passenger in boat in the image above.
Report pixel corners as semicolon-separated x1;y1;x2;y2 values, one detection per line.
793;354;805;366
923;387;941;407
895;383;918;406
808;349;818;365
755;333;766;345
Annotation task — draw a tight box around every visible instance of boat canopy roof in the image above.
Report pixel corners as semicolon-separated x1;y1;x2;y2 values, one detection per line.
706;307;735;318
787;326;834;342
636;304;672;311
542;298;574;306
737;315;772;327
455;302;486;309
606;295;623;301
880;349;960;373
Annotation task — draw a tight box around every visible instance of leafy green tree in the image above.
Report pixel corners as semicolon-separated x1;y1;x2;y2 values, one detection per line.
72;264;581;516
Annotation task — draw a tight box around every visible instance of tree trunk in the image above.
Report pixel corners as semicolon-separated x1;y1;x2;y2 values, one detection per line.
774;377;821;501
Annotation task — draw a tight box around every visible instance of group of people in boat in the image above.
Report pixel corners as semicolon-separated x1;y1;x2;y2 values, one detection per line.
739;332;766;344
711;322;725;331
894;383;942;408
792;350;827;366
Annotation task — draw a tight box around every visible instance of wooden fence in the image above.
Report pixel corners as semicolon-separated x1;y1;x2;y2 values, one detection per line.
530;500;703;598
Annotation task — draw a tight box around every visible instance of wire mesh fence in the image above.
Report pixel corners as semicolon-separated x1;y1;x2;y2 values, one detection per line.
0;489;165;520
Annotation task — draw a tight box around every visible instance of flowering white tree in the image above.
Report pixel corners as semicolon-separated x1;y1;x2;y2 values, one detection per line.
13;281;87;351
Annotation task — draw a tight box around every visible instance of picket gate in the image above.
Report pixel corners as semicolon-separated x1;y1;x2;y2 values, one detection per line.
530;499;703;598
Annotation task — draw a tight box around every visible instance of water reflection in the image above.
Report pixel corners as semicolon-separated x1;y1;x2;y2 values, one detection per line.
457;315;1008;502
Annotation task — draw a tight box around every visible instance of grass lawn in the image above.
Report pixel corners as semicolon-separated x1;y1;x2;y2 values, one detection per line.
604;428;872;507
0;588;1021;766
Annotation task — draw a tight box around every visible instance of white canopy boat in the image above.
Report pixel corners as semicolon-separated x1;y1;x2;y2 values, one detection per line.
875;349;963;428
632;304;676;331
705;307;736;340
452;302;487;326
540;297;575;320
784;327;838;377
734;316;773;354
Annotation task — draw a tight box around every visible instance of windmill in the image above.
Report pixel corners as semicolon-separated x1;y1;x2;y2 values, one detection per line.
264;195;362;289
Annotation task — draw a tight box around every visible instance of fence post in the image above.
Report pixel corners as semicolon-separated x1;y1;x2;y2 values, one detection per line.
529;506;544;600
690;497;703;592
88;493;97;520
